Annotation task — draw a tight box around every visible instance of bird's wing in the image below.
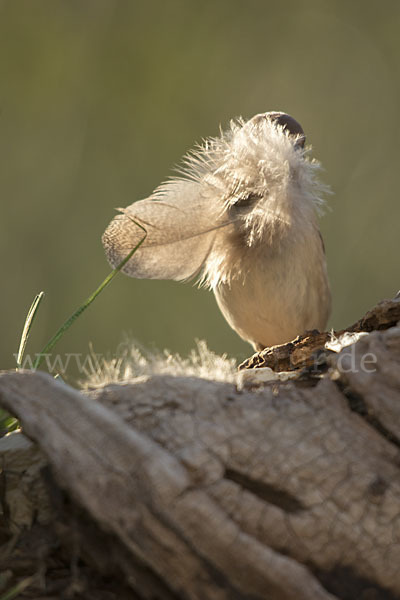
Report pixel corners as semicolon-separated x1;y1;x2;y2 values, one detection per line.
102;180;232;281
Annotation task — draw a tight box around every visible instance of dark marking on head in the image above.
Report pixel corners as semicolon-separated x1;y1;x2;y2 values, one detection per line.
252;111;306;148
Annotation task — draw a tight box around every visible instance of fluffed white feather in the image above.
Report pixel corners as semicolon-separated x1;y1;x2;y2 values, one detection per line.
103;114;328;287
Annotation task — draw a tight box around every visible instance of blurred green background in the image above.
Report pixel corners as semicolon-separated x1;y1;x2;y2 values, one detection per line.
1;0;399;379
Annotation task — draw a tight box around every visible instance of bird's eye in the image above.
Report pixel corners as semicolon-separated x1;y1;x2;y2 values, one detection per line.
233;193;263;208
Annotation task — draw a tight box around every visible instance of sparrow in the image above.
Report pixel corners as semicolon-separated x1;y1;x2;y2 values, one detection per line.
102;111;331;351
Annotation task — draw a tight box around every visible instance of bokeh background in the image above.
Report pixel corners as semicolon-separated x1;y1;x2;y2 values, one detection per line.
1;0;399;379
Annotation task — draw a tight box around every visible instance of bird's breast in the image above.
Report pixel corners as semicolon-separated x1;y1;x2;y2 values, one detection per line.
213;230;331;350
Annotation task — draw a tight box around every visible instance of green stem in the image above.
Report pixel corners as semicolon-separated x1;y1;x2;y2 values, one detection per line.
33;219;146;371
0;576;34;600
16;291;45;369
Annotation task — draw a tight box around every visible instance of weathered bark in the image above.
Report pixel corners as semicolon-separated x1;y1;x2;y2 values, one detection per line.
0;296;400;600
239;295;400;372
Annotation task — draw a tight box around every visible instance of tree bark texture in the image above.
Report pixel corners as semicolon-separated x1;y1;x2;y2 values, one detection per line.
0;296;399;600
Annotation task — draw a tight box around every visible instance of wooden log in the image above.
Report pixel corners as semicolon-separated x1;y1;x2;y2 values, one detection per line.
0;296;399;599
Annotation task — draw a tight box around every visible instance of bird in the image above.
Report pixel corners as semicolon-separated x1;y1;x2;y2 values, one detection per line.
102;111;331;351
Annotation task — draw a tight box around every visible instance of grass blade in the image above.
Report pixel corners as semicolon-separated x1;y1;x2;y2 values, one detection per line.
0;576;34;600
33;218;146;371
16;291;45;369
